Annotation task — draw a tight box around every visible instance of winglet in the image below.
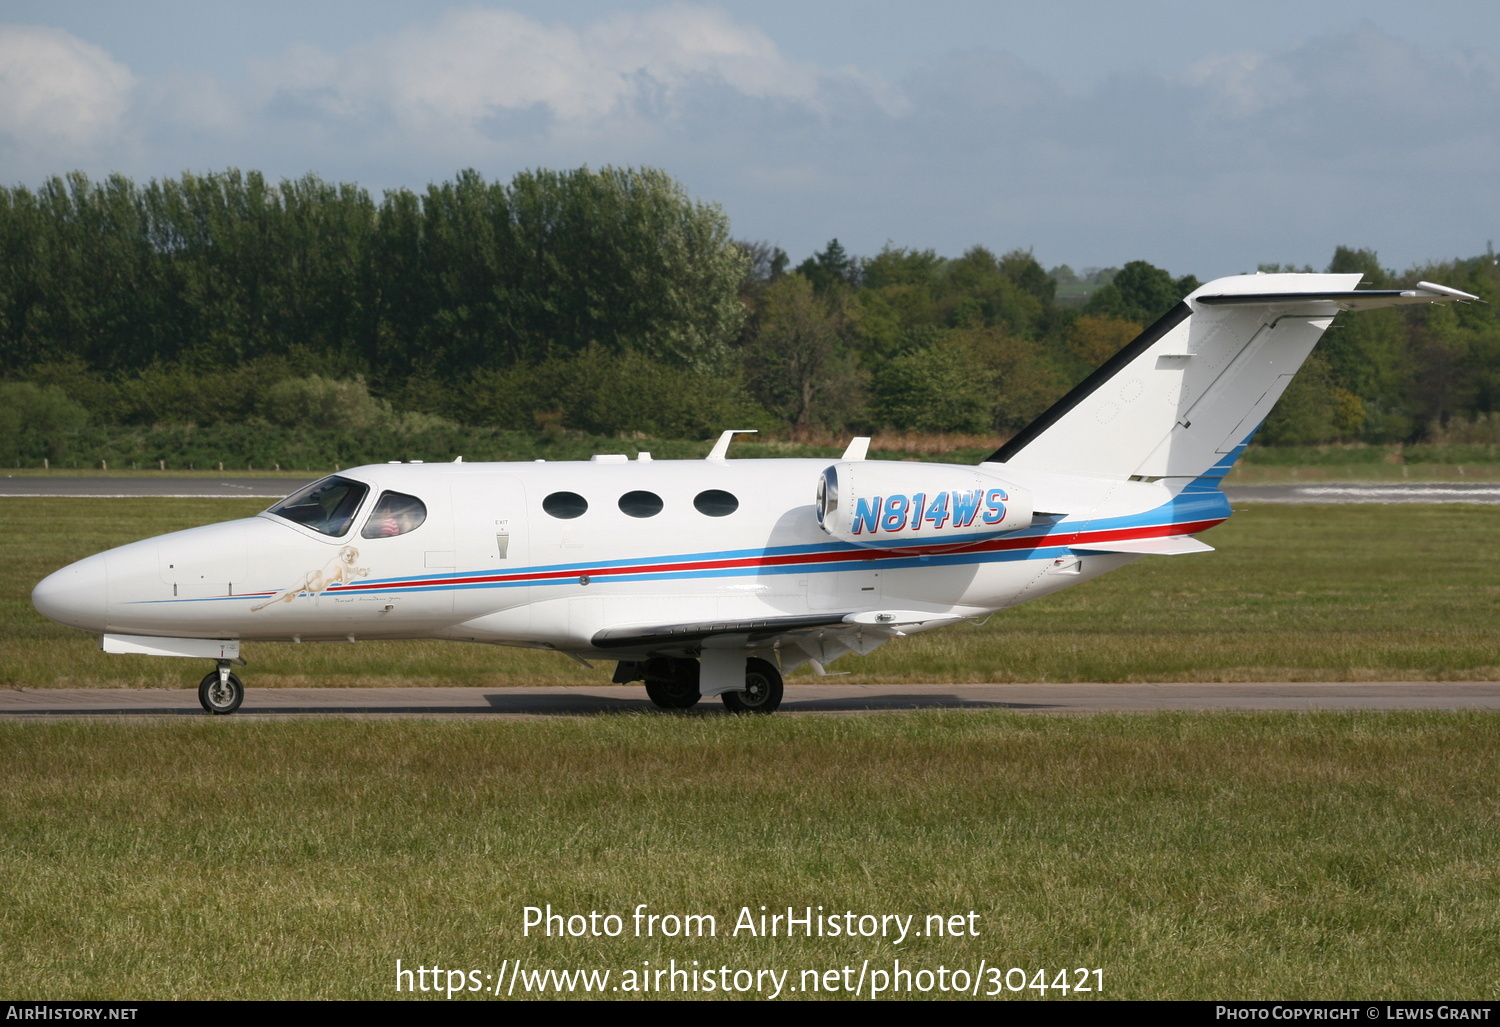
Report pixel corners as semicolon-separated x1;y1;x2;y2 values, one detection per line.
707;429;757;461
1416;280;1482;302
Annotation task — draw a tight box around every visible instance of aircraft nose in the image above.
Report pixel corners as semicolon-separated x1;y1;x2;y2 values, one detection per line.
32;552;109;631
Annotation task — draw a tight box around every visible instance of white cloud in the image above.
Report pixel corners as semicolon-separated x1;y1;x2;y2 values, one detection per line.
0;25;135;153
1182;51;1304;117
250;3;839;145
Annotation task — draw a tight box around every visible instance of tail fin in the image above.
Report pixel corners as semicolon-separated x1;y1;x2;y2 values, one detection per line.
984;273;1477;482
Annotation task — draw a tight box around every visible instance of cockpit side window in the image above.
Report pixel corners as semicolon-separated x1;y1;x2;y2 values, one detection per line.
361;491;428;539
266;476;370;538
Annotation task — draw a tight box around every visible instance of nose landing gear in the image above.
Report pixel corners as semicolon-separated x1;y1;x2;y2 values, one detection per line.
198;660;244;715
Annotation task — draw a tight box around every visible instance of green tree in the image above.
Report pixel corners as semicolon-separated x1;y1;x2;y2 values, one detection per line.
855;245;944;363
1066;314;1141;368
951;327;1063;434
935;246;1048;338
873;343;994;434
744;275;865;434
0;381;89;462
999;249;1055;306
1082;260;1197;324
795;239;859;295
1258;353;1364;445
1317;247;1410;440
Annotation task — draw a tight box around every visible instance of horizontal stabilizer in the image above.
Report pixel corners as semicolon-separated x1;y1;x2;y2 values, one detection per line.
1070;536;1214;556
1198;281;1479;310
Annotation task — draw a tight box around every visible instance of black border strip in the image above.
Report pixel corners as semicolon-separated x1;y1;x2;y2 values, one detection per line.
985;301;1192;464
1196;291;1404;305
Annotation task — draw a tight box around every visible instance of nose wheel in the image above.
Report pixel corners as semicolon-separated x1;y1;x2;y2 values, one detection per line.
198;661;244;715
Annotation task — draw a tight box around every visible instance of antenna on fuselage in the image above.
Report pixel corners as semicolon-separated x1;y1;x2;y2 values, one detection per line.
706;429;757;461
840;437;871;460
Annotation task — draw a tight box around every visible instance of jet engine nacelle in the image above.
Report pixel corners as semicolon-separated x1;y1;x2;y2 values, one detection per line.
816;461;1034;550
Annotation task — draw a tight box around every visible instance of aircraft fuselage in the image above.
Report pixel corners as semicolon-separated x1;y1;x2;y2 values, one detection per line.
33;456;1223;660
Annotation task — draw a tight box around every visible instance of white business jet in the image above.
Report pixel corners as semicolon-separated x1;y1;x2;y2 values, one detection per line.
32;274;1477;714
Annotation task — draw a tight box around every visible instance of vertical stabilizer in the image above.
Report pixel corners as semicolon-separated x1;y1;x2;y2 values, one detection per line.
984;274;1475;482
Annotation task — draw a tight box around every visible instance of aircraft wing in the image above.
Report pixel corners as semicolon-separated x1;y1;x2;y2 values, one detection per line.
592;613;852;649
591;609;966;650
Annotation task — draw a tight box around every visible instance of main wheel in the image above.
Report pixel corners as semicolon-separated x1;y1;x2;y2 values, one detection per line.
721;657;782;714
643;657;701;709
198;670;244;715
645;676;701;709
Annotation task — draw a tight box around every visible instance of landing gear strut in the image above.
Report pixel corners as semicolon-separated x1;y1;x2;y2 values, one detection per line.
198;660;244;715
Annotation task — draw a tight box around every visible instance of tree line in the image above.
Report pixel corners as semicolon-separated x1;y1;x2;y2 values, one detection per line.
1;167;1497;466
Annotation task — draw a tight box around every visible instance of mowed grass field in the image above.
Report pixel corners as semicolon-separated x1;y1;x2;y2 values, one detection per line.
2;497;1498;1000
1;497;1496;687
3;713;1499;1000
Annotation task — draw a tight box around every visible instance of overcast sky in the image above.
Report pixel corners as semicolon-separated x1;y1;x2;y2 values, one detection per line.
2;1;1497;279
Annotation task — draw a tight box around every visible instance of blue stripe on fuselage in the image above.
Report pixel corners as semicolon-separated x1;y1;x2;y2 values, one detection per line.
135;487;1233;603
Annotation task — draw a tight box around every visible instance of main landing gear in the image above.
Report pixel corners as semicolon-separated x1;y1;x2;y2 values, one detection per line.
722;657;783;714
615;655;784;714
198;660;244;715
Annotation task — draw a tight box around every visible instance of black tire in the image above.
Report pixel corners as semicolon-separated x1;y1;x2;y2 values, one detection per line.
643;657;700;709
721;657;782;714
198;670;244;715
645;675;701;709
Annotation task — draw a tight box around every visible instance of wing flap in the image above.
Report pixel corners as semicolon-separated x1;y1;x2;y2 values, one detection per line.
591;613;851;650
591;609;968;650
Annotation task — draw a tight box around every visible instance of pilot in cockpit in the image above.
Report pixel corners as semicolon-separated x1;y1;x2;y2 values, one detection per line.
362;491;427;538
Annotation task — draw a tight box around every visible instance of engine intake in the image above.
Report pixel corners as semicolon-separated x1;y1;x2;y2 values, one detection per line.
816;461;1033;550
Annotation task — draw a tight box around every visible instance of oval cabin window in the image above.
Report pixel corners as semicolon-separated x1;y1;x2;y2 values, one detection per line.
543;492;589;519
618;490;664;518
693;490;739;516
361;491;428;538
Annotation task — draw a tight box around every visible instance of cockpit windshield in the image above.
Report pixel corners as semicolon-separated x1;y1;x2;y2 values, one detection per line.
266;476;370;537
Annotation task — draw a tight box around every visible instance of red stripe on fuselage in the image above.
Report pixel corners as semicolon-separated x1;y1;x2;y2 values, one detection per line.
320;517;1226;595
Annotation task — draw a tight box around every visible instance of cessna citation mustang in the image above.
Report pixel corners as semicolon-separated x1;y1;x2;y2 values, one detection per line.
32;274;1479;715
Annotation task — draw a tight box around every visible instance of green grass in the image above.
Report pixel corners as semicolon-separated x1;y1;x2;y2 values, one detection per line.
3;713;1498;999
1226;442;1500;483
1224;462;1500;483
3;499;1496;688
